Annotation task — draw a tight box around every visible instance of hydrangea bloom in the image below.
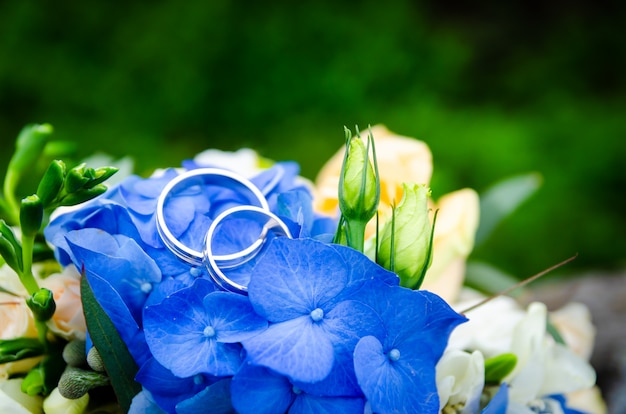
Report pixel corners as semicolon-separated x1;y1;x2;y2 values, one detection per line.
44;154;468;413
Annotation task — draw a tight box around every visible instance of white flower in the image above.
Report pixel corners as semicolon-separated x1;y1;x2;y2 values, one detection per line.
43;388;88;414
0;378;43;414
436;349;485;413
193;148;262;177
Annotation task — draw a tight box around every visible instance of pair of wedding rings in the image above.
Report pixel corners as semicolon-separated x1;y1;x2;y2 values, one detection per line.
155;168;292;294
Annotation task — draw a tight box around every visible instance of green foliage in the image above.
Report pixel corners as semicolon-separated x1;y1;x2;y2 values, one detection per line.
0;0;624;274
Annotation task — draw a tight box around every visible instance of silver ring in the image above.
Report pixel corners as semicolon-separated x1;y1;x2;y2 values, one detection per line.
156;168;270;265
204;205;293;294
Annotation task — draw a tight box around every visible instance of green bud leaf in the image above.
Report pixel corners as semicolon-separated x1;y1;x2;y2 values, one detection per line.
8;124;53;173
85;166;118;188
21;350;66;396
27;288;57;321
0;337;45;364
0;230;21;273
58;184;108;206
20;194;44;237
484;353;518;384
63;164;90;193
37;160;66;207
338;131;379;223
377;183;432;288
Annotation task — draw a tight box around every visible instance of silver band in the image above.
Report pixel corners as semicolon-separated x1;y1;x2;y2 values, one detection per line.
203;205;293;294
155;168;270;265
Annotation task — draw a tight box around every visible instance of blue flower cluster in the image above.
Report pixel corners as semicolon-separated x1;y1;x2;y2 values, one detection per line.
45;159;468;413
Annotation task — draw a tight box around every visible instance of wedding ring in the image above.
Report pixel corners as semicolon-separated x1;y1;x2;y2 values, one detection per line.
204;205;292;294
156;168;270;266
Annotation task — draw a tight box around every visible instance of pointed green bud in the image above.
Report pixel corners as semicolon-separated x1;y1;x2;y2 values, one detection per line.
27;288;56;321
484;353;517;384
58;366;109;399
37;160;66;207
0;337;45;364
64;163;90;193
20;194;44;237
338;129;379;223
378;183;432;289
0;230;21;273
85;166;118;188
8;124;54;173
58;185;107;207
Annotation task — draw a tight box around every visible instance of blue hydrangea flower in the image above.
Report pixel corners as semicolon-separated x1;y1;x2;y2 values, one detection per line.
353;286;467;413
144;278;268;377
242;237;391;384
231;362;365;414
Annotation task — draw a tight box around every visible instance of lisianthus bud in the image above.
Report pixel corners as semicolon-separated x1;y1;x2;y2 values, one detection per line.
63;164;90;194
37;160;66;207
27;288;56;322
338;129;379;224
20;195;44;237
377;183;432;289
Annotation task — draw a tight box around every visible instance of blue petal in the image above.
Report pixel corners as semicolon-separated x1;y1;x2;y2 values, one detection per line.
290;394;365;414
248;238;348;322
481;383;508;414
330;244;400;288
202;292;267;343
135;356;216;413
294;346;362;397
354;335;439;414
323;300;384;351
242;316;334;383
275;190;314;238
84;271;150;367
144;280;243;377
128;390;168;414
175;378;233;414
231;363;295;414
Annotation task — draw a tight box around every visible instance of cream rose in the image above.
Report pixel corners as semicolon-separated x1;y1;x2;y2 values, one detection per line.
314;125;479;302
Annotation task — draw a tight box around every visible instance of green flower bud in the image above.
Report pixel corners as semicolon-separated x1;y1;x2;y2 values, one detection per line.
58;184;108;207
85;166;118;188
338;129;379;223
58;366;109;399
0;229;21;273
37;160;66;207
64;163;90;193
484;353;517;384
8;124;53;173
20;194;44;237
377;183;433;289
26;288;57;322
0;337;45;364
21;363;46;395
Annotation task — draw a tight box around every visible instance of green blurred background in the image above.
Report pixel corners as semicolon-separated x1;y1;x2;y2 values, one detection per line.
1;0;624;277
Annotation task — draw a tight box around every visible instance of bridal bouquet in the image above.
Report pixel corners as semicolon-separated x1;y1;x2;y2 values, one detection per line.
0;124;603;413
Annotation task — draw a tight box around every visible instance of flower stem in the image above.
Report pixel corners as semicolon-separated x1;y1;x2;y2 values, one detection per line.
345;219;367;253
20;234;39;295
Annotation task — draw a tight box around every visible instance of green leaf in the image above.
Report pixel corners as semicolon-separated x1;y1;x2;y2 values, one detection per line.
475;172;542;246
484;353;517;384
0;337;45;364
80;274;141;411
